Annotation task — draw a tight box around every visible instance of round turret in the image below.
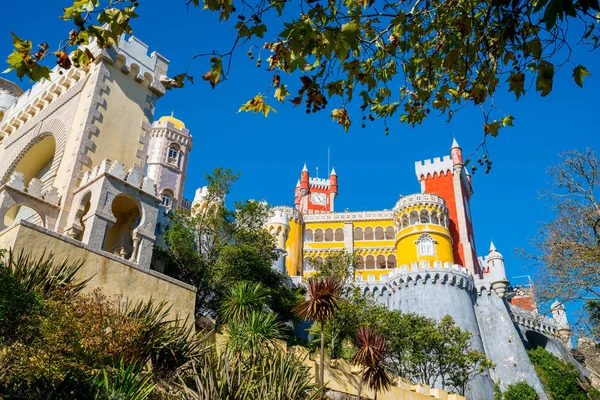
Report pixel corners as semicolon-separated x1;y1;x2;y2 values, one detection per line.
0;77;23;118
191;186;222;215
486;241;509;297
265;206;291;275
393;193;454;266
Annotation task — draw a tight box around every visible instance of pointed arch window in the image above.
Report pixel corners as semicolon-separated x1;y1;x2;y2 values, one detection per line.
415;234;436;256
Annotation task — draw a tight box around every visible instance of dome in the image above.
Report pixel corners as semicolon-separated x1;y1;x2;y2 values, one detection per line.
0;77;23;113
158;115;185;130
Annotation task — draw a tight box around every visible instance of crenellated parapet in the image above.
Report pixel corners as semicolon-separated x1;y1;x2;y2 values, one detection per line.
303;209;393;223
277;205;304;223
415;155;453;180
383;262;473;292
79;159;158;198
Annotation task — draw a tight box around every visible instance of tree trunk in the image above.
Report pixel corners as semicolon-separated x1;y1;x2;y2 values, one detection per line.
320;322;325;387
358;372;363;400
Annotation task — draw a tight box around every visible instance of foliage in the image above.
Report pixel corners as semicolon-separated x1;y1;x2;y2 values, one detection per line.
225;310;285;356
310;250;357;284
379;312;493;395
502;381;539;400
179;343;323;399
294;276;343;385
0;265;42;345
528;347;588;400
526;149;600;337
94;360;155;400
7;0;600;141
353;327;392;399
159;167;296;318
220;281;270;322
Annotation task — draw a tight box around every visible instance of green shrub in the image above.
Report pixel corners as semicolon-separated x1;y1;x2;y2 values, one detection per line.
528;347;587;400
0;266;42;344
503;381;538;400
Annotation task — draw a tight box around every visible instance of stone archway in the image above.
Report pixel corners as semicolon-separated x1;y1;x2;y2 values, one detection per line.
104;194;142;259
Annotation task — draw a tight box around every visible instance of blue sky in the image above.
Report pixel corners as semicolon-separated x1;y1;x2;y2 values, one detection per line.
2;2;598;315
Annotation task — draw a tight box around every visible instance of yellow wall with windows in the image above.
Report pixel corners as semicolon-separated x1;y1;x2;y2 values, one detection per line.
285;218;304;276
395;224;454;266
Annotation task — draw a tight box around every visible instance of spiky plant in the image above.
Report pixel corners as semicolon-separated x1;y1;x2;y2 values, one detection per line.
5;249;87;299
225;310;284;358
220;281;270;323
94;359;155;400
352;327;391;400
293;276;342;386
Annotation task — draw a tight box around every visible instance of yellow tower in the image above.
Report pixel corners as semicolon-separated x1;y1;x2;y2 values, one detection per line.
281;207;304;277
393;193;454;267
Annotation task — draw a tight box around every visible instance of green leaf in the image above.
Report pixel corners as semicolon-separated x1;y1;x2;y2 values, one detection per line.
573;65;591;88
506;72;525;100
202;57;223;89
501;115;515;127
331;108;351;132
536;61;554;97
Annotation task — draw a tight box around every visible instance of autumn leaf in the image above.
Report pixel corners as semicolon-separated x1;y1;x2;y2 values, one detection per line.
274;85;289;102
239;95;276;117
573;65;591;88
331;108;351;132
202;57;223;89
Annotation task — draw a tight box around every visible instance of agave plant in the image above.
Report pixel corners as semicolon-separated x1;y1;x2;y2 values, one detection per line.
4;249;88;298
220;281;270;323
293;276;342;386
352;327;392;400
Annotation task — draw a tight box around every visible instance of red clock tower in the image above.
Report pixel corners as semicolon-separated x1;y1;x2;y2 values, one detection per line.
294;164;338;214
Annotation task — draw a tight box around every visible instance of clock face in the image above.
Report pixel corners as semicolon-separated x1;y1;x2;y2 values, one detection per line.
310;192;327;206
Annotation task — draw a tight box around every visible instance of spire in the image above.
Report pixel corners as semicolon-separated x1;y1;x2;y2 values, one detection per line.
302;163;308;172
330;167;337;176
489;241;497;253
451;137;460;150
296;179;300;187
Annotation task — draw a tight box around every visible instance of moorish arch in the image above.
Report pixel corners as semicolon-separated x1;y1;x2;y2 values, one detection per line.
1;118;67;189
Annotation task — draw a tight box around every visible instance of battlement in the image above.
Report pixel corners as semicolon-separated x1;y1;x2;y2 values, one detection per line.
78;158;158;197
393;193;447;213
151;119;191;137
267;206;290;226
303;209;394;223
278;205;303;222
415;155;453;179
308;177;330;189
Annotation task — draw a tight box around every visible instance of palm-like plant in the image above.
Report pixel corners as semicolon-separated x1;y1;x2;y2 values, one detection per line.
293;276;342;386
226;310;284;358
352;327;391;400
220;281;269;323
94;359;155;400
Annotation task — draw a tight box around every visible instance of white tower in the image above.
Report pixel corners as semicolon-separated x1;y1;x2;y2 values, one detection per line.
551;300;572;346
265;207;290;275
486;241;509;297
146;115;192;210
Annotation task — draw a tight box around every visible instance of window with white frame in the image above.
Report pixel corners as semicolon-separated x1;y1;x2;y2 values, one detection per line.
168;145;180;161
161;193;173;207
416;234;436;256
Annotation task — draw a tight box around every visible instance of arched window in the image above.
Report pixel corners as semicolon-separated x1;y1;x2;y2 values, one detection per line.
375;227;385;240
410;211;419;225
168;144;180;160
431;211;439;225
364;227;374;240
365;255;375;269
305;229;314;242
335;228;344;241
376;255;386;269
314;229;323;242
440;213;447;228
416;234;436;256
420;209;430;224
324;228;334;241
161;193;173;207
385;226;395;240
387;254;397;268
401;215;409;229
354;227;363;240
355;255;364;270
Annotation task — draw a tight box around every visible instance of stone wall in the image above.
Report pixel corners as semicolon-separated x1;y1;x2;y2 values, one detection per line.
0;221;196;322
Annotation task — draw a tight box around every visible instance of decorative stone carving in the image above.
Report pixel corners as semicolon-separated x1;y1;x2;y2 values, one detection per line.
27;178;43;197
108;160;126;179
126;167;142;187
7;172;25;191
80;171;91;187
43;186;59;205
141;177;156;195
99;159;112;175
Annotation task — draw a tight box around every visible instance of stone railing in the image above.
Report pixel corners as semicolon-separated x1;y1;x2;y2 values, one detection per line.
509;305;560;336
303;209;394;222
393;193;446;212
79;159;157;197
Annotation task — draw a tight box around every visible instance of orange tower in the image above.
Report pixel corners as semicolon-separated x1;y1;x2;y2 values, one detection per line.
415;139;480;276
